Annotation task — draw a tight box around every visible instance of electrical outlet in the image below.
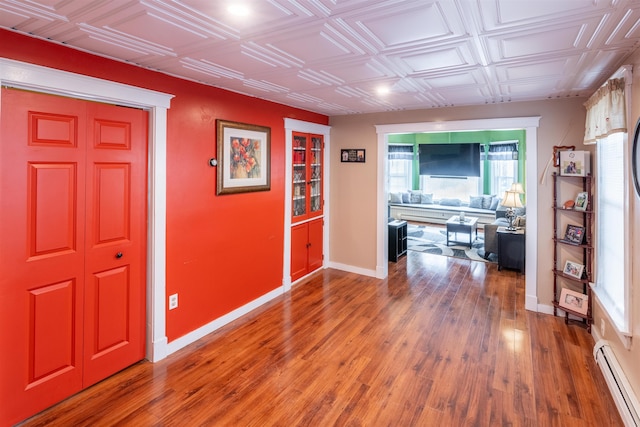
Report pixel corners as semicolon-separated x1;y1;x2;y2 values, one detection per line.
600;318;605;336
169;293;178;310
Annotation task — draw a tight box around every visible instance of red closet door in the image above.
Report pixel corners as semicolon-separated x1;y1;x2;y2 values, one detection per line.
0;88;147;426
82;101;147;387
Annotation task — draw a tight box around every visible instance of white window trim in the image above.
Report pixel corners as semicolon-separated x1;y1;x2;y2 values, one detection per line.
590;131;633;348
589;65;633;349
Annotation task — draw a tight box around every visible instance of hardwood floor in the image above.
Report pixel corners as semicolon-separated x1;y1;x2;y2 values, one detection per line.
20;251;622;426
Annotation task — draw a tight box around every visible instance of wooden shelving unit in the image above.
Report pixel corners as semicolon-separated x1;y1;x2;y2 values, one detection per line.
551;172;593;331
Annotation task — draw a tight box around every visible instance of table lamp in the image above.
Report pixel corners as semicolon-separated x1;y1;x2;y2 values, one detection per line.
501;190;523;231
509;182;525;194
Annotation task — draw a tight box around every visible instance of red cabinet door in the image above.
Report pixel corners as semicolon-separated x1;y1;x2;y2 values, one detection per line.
307;218;323;273
291;223;309;282
292;132;323;222
290;219;323;282
0;89;147;426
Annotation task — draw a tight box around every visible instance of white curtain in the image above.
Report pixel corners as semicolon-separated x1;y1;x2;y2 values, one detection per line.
583;78;626;143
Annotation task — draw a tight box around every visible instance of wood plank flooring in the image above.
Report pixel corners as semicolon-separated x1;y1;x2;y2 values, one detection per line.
19;251;622;426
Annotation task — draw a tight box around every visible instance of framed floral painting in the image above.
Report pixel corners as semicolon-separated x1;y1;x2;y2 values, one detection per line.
216;119;270;195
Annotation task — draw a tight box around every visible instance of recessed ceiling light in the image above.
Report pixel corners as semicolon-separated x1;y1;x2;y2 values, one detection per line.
227;4;250;17
376;86;390;96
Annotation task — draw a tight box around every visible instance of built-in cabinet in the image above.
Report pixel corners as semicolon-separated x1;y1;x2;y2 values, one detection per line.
551;172;593;331
291;132;324;281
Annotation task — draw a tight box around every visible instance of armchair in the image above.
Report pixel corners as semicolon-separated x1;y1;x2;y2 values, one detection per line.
483;219;508;259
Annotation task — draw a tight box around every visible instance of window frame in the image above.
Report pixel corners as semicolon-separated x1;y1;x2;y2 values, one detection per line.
592;133;632;344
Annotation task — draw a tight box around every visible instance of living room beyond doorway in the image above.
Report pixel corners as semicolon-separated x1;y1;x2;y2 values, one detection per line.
376;116;540;312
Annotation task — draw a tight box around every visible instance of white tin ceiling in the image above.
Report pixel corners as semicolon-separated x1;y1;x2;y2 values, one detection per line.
1;0;639;115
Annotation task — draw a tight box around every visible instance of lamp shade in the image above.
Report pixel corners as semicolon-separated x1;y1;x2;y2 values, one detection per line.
501;190;524;208
509;182;525;193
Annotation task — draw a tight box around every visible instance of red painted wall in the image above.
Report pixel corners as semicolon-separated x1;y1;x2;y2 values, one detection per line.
0;29;328;341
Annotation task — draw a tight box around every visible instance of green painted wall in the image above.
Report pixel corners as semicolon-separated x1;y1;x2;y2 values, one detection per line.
388;130;526;193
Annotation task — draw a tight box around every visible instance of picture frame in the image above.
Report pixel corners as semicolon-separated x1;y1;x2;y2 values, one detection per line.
559;287;588;315
562;224;585;245
341;149;366;163
574;192;588;211
553;145;575;167
562;260;585;279
559;150;590;176
216;119;270;195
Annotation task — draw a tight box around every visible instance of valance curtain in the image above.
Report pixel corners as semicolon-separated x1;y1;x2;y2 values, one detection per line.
481;142;518;160
388;144;413;160
583;77;626;143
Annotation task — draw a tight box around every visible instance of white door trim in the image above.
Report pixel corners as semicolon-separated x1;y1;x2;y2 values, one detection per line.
0;58;174;362
375;117;541;313
283;118;331;291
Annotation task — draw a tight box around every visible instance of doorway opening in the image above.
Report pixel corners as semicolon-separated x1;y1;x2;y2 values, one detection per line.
375;117;540;312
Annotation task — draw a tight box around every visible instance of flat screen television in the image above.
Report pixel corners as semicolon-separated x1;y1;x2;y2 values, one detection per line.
418;143;481;177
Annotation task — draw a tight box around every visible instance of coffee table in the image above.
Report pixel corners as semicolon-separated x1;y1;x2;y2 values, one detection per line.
446;215;478;248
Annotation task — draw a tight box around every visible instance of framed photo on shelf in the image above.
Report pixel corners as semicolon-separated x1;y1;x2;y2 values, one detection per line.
553;146;575;167
216;119;271;195
562;224;585;245
559;288;588;315
563;260;585;279
574;192;588;211
559;150;590;176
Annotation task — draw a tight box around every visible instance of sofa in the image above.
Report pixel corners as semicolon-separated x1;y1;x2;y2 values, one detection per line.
388;191;502;229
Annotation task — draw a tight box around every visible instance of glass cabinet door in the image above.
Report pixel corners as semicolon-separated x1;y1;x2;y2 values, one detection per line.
309;136;323;216
292;132;323;221
292;133;307;220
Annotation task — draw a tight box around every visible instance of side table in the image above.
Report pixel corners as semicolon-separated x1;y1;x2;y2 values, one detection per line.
388;220;408;262
497;227;525;273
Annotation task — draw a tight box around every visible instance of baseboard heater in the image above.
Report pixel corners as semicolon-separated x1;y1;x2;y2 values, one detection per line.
594;340;640;426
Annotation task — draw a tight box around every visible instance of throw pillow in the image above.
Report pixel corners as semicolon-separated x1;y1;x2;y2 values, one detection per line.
482;195;495;210
409;190;422;204
420;193;434;204
439;198;461;207
389;192;403;203
401;192;410;203
490;196;500;210
469;196;483;209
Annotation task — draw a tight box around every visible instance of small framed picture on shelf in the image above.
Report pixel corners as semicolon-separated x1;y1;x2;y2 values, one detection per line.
563;260;585;279
574;192;588;211
559;288;589;315
562;224;585;245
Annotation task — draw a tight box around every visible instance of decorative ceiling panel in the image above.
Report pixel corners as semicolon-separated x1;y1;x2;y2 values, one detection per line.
0;0;638;115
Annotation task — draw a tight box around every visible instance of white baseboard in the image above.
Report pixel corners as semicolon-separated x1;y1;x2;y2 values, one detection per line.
163;287;283;357
536;302;555;315
326;261;378;278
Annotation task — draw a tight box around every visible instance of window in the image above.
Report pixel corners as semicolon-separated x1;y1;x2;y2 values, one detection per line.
388;145;413;193
485;142;518;197
420;175;481;200
584;71;631;342
594;132;630;332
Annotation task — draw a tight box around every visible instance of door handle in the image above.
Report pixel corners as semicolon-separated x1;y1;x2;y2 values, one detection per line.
116;252;123;259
